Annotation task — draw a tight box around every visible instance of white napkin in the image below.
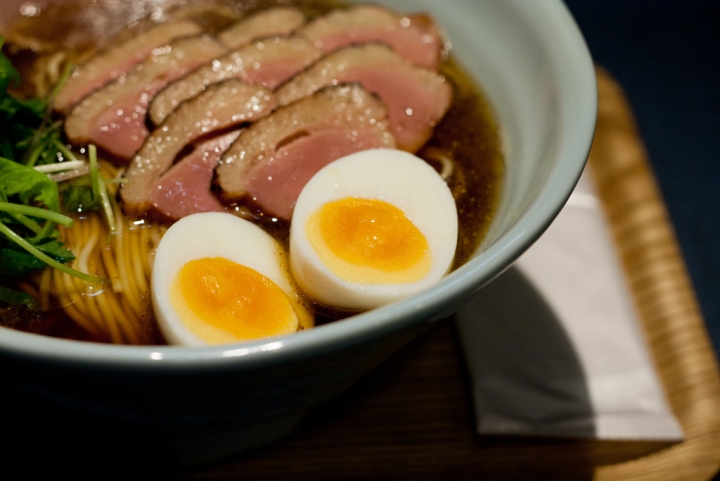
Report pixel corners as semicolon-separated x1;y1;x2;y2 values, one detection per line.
455;168;683;440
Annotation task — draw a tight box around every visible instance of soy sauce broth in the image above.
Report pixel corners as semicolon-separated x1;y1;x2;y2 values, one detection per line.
1;0;503;340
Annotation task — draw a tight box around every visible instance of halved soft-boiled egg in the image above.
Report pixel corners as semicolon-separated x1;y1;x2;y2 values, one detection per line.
290;149;458;310
152;212;312;346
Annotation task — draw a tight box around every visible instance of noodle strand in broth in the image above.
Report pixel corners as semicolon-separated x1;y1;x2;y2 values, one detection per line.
42;164;165;344
1;0;503;345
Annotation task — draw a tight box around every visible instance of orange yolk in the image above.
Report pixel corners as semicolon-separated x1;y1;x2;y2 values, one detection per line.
171;257;298;342
306;197;431;284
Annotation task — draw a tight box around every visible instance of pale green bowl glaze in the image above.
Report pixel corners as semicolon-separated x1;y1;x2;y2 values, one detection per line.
0;0;596;464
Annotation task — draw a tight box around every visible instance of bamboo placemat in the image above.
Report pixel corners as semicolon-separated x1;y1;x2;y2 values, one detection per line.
180;70;720;480
590;67;720;481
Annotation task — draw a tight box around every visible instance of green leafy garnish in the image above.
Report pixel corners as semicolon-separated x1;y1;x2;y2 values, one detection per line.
0;222;102;284
88;144;116;234
0;239;73;278
0;159;105;284
0;36;107;304
0;39;21;92
0;157;61;211
0;39;49;164
62;184;101;213
0;285;36;308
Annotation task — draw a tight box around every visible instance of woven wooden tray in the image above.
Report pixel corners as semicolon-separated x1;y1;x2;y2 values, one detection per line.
182;69;720;480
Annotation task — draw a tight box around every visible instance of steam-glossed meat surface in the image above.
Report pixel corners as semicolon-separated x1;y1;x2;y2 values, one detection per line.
246;130;391;219
215;84;395;220
53;20;202;115
276;43;452;152
121;80;277;218
219;7;305;49
298;5;442;69
149;131;240;221
64;35;227;162
149;36;321;126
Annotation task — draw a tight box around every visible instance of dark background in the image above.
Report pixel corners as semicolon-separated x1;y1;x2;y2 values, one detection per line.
563;0;720;359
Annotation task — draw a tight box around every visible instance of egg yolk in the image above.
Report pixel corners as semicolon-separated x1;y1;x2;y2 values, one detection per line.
306;197;431;284
170;257;298;343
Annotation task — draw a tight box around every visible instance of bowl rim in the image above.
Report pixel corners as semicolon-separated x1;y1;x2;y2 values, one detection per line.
0;0;597;369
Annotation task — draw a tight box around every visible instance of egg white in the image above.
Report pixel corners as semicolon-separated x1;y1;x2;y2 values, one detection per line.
290;148;458;310
152;212;299;346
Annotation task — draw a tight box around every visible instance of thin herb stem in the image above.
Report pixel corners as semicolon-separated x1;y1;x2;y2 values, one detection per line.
99;175;116;235
89;144;100;201
6;212;42;234
0;201;73;227
46;120;63;135
34;159;86;173
48;63;73;102
48;167;89;183
0;220;105;284
22;104;54;166
31;219;56;243
25;142;44;167
24;120;63;167
87;144;115;235
53;139;78;162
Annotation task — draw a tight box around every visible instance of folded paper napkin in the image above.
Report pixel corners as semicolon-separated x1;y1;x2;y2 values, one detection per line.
456;168;683;440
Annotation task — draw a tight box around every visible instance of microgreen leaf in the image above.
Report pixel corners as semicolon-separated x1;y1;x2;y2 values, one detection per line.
0;157;60;213
0;285;36;308
0;40;106;290
62;184;100;213
0;220;104;284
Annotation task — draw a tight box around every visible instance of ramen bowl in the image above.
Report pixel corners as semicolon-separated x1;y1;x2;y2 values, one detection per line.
0;0;595;466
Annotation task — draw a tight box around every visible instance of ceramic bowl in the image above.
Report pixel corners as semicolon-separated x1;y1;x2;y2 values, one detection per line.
0;0;596;465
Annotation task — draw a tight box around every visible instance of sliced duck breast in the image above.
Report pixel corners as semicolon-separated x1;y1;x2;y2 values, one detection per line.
219;7;306;49
64;35;227;162
298;5;443;69
149;36;321;126
120;79;277;219
53;20;203;115
147;130;240;221
276;43;452;153
215;84;395;220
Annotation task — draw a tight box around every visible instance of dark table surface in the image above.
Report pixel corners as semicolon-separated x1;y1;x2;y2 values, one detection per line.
564;0;720;359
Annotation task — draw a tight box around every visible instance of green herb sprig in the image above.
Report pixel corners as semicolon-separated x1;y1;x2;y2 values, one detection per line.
0;36;107;306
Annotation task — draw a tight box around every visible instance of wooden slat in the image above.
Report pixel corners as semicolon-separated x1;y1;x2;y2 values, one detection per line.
591;67;720;481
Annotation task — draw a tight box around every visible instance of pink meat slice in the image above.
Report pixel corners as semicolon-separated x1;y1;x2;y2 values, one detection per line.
88;78;166;159
298;5;443;69
148;36;321;126
219;7;306;49
120;79;277;218
215;84;396;220
54;20;203;115
149;131;240;221
64;35;227;162
245;130;390;220
276;43;452;152
248;60;308;88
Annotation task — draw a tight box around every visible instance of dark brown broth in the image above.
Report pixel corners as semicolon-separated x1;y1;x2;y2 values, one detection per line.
1;0;503;340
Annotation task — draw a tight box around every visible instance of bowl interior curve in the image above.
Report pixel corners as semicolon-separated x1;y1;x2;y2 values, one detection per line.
0;0;597;367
